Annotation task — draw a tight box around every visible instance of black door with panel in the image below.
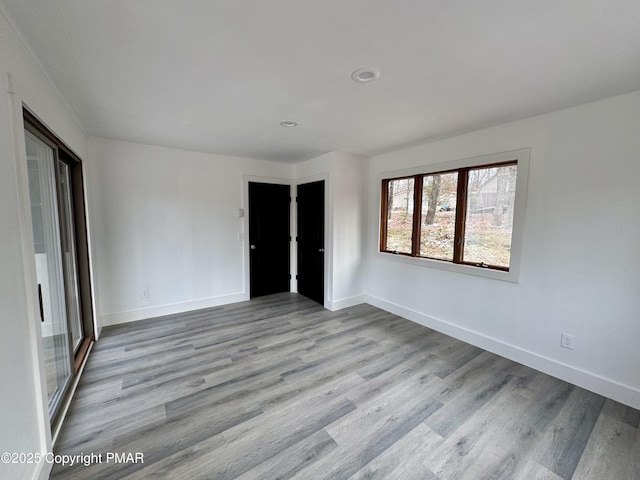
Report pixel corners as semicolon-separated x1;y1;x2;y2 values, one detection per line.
297;180;325;305
249;182;291;298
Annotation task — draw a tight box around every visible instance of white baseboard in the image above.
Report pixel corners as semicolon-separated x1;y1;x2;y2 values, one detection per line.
365;294;640;410
326;295;366;311
100;292;249;326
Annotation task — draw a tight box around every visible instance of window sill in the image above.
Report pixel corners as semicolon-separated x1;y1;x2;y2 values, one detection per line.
376;250;520;283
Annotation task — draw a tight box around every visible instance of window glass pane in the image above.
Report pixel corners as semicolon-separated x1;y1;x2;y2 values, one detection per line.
58;161;83;351
463;164;517;268
420;172;457;260
384;178;414;254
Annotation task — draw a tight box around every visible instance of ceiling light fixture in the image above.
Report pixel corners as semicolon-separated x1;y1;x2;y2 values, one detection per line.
279;120;298;127
351;67;380;83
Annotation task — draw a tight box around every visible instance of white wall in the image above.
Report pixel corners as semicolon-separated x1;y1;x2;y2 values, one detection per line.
294;152;368;310
0;5;88;480
89;141;369;326
88;137;294;328
366;91;640;409
331;152;368;309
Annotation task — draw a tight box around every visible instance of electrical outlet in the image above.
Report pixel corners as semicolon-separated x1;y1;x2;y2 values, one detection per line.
142;288;150;298
561;333;574;350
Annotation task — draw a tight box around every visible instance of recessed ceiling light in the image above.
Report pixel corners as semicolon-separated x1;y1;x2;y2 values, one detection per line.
279;120;298;127
351;67;380;83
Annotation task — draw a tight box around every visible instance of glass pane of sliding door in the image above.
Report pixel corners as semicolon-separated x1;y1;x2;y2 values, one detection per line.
25;130;72;416
57;161;84;351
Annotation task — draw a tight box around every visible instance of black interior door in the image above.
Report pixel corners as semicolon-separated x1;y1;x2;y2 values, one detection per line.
297;180;324;305
249;182;290;298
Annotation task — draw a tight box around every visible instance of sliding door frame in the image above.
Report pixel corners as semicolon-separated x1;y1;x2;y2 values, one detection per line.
23;107;94;429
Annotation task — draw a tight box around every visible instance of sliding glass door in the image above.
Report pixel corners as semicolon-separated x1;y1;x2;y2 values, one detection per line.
24;113;91;427
26;130;74;414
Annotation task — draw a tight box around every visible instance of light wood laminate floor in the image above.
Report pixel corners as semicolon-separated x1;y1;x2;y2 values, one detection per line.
52;293;640;479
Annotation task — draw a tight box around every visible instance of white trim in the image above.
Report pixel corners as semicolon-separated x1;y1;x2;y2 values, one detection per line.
82;148;101;340
326;295;366;312
100;292;248;326
365;294;640;410
34;457;50;480
51;341;94;445
376;148;530;282
31;334;92;480
5;72;54;475
376;252;517;282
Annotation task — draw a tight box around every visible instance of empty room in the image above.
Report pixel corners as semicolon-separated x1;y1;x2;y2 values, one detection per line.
1;1;640;479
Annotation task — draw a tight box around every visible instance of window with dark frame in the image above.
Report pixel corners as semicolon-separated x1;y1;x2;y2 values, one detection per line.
380;160;518;271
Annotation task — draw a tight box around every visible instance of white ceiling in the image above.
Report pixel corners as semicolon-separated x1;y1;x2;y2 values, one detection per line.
3;1;640;163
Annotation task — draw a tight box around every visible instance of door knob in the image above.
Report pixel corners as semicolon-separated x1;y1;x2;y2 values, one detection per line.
250;245;256;250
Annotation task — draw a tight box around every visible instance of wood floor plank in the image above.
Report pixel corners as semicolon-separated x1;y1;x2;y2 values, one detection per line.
232;429;338;480
569;413;640;480
55;404;166;455
423;386;530;480
126;377;359;480
348;356;446;407
601;398;640;428
288;376;443;479
348;423;443;480
425;354;518;438
446;371;573;480
532;387;606;479
164;357;303;418
49;293;640;480
513;459;564;480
